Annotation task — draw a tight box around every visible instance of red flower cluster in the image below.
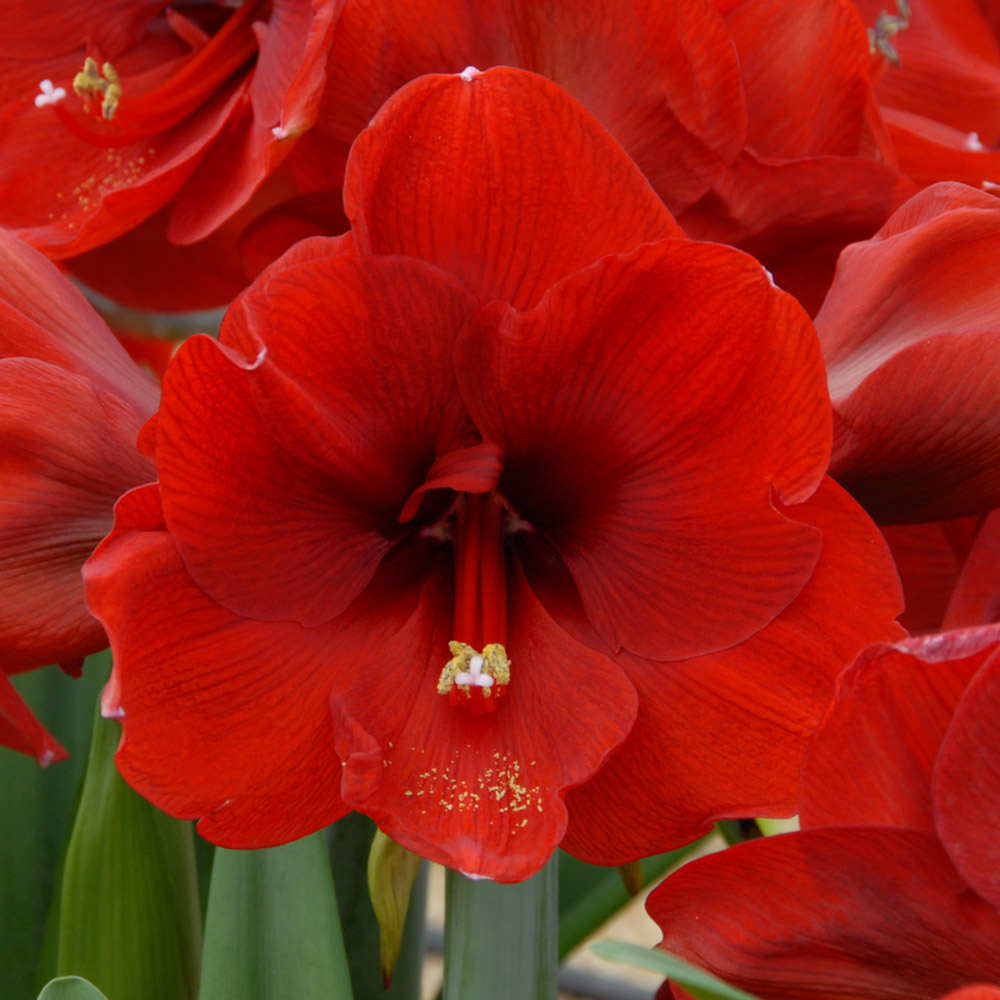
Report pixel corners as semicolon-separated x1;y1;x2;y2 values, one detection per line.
0;0;996;952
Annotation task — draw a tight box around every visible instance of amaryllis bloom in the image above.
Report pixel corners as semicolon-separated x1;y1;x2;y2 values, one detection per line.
0;229;157;764
649;624;1000;1000
0;0;337;305
84;68;903;881
816;182;1000;522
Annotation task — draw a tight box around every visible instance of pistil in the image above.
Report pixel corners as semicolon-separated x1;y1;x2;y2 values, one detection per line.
439;493;510;713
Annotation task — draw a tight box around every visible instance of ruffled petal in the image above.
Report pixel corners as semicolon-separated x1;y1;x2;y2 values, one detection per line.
817;183;1000;521
0;668;67;765
343;66;682;308
332;560;637;882
678;151;916;315
84;483;429;847
0;228;158;417
155;255;477;626
648;828;1000;1000
0;359;153;669
322;0;745;215
942;509;1000;627
457;240;830;660
800;627;1000;830
562;477;904;862
934;644;1000;908
882;517;980;632
725;0;873;158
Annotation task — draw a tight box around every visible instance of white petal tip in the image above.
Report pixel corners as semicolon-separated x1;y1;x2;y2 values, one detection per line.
272;125;288;139
458;66;481;82
459;868;491;881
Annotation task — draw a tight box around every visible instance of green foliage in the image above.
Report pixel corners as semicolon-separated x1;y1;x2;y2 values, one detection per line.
592;941;764;1000
198;834;353;1000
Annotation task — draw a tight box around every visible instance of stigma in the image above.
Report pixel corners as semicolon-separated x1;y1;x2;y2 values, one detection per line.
438;642;510;715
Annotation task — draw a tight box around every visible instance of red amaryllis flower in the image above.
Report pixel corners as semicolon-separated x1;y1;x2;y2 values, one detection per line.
84;68;903;880
0;0;336;297
816;182;1000;522
0;229;157;763
649;624;1000;1000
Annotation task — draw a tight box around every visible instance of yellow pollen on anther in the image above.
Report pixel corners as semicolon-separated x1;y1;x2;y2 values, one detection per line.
73;58;122;120
437;641;511;697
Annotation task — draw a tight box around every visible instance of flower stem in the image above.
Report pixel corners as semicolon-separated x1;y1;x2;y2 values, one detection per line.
442;854;558;1000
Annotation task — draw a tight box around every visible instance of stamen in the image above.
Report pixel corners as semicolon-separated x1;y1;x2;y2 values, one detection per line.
438;642;510;715
73;58;121;119
868;0;910;67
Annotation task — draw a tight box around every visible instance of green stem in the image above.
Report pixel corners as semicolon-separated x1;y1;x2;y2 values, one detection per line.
443;854;558;1000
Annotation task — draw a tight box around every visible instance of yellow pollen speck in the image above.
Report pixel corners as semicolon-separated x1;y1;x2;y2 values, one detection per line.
73;58;122;120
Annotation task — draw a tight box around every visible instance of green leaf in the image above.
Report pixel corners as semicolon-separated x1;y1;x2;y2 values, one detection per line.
56;699;202;1000
557;844;698;958
36;977;109;1000
0;654;109;1000
591;941;764;1000
198;833;353;1000
443;855;558;1000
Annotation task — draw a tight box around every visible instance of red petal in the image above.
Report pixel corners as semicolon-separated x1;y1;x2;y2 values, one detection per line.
156;255;477;626
678;150;916;315
344;66;683;309
0;359;153;669
323;0;745;215
0;668;67;765
934;645;1000;908
726;0;873;158
0;228;158;417
882;109;1000;188
855;0;1000;145
818;183;1000;521
66;203;257;312
457;240;830;660
648;827;1000;1000
82;482;404;846
562;477;904;862
332;560;637;882
800;628;1000;830
0;0;158;60
882;517;981;632
942;509;1000;627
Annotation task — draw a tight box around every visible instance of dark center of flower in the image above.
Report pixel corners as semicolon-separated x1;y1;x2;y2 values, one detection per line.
42;0;264;147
